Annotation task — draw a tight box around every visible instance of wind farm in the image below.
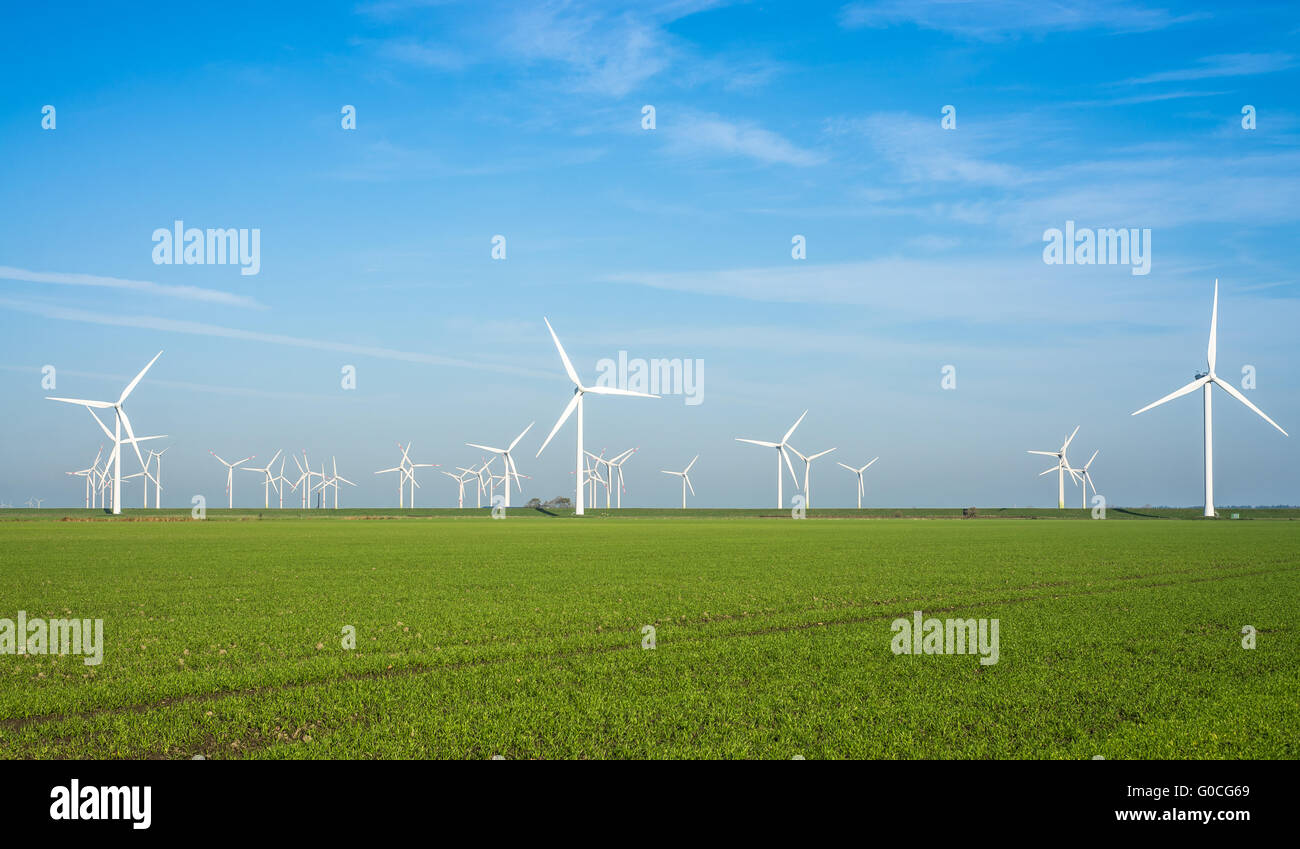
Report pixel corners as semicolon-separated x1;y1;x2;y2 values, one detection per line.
3;0;1299;778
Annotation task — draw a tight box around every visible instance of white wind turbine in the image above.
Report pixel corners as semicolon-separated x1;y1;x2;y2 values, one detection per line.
660;455;698;509
441;469;476;508
837;457;879;509
584;449;617;508
398;442;438;507
46;351;165;515
535;318;658;516
243;450;283;509
607;448;637;508
736;411;806;509
291;454;313;509
210;451;254;509
1028;426;1082;509
1074;450;1100;509
68;446;103;508
313;457;356;509
147;447;170;509
468;422;533;508
1132;280;1288;517
787;445;836;509
270;454;290;509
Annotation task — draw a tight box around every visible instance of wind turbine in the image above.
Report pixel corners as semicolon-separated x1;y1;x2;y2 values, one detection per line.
270;454;290;508
837;458;879;509
314;457;356;509
397;442;438;507
291;454;313;509
1132;280;1288;517
243;450;282;509
660;455;698;509
787;445;836;509
468;422;532;508
68;447;103;508
607;448;638;508
1028;426;1082;509
46;351;164;515
441;469;475;508
535;318;659;516
211;451;254;509
1074;450;1100;509
147;447;170;509
584;449;617;508
736;411;806;509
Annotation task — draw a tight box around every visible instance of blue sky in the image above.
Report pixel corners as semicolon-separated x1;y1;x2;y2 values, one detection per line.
1;0;1297;508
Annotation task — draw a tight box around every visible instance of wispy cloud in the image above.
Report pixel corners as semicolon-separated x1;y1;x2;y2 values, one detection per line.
665;111;825;167
839;0;1203;39
0;266;263;309
1123;52;1297;84
0;298;552;379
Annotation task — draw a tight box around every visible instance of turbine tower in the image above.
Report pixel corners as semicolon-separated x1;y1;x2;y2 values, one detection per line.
1075;450;1099;509
1132;280;1287;517
243;450;283;509
535;318;658;516
736;411;806;508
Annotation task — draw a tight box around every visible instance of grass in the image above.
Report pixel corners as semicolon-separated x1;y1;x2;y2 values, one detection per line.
0;511;1296;758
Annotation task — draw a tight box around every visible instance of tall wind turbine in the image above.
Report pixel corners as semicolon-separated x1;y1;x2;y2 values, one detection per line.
788;446;836;509
535;319;659;516
270;454;290;509
314;457;356;509
837;457;879;509
1028;426;1081;509
736;411;806;509
468;422;533;508
211;451;254;509
243;450;282;509
46;351;164;515
660;455;698;509
1132;280;1288;517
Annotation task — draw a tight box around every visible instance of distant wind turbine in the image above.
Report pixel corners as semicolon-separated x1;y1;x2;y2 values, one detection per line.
788;445;836;509
468;422;533;508
47;351;165;515
836;458;879;509
736;411;806;508
211;451;254;509
1028;427;1082;509
660;455;698;509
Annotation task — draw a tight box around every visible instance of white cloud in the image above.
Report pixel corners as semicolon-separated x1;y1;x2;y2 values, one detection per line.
666;111;824;167
0;266;263;309
839;0;1203;39
1124;52;1297;85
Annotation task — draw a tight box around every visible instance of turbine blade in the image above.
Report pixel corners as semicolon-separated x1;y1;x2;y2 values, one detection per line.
1214;377;1289;436
783;410;808;443
536;392;580;457
1132;376;1209;416
685;454;698;473
685;476;695;496
119;351;163;404
47;397;114;408
543;317;583;387
736;438;779;448
585;385;659;398
509;422;535;451
466;442;504;454
1208;279;1218;374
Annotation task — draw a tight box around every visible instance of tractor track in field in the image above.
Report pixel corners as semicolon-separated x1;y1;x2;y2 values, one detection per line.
2;562;1296;753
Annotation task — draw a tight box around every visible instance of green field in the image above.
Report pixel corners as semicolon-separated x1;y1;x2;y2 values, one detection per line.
1;510;1297;759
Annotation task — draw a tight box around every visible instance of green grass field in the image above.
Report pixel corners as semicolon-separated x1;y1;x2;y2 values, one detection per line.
1;510;1297;759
